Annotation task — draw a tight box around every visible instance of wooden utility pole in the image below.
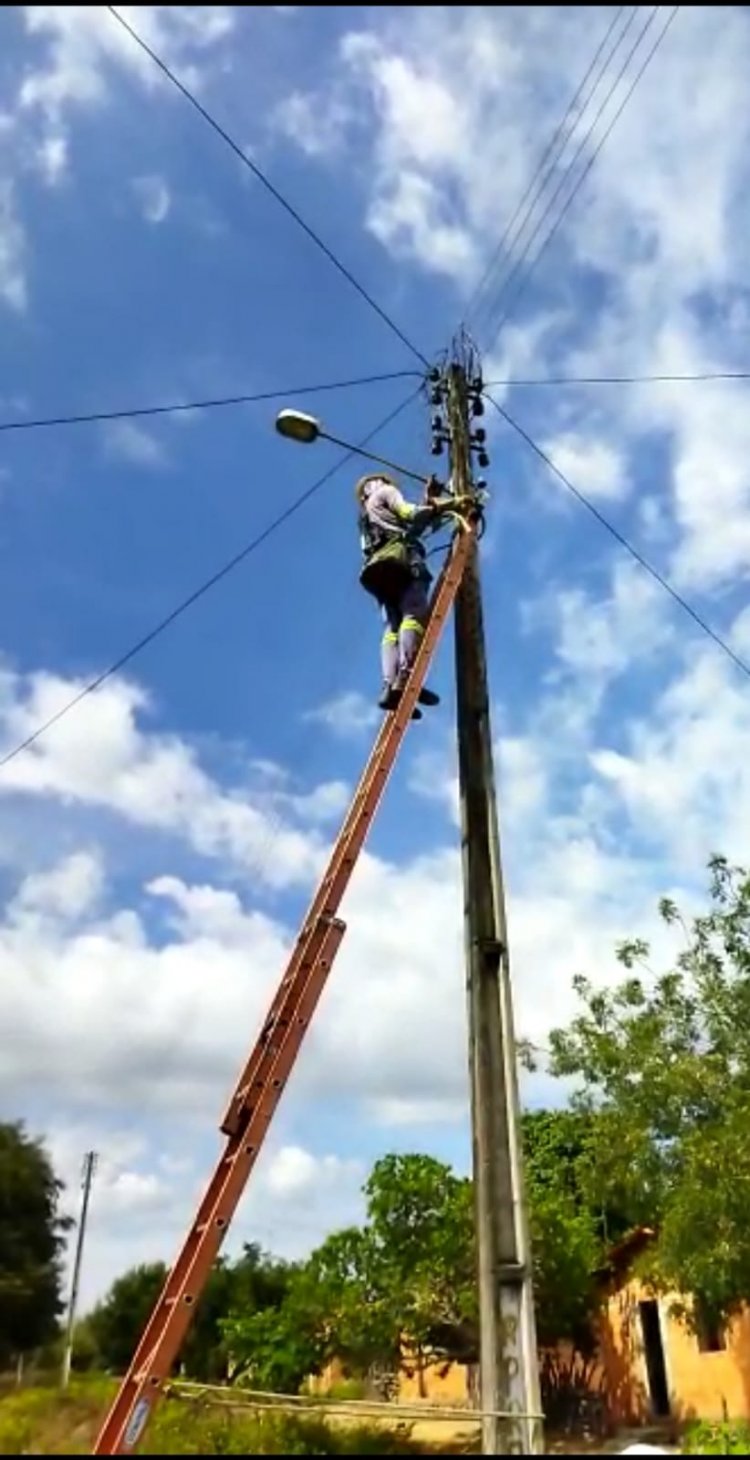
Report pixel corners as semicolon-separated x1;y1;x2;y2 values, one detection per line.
61;1150;97;1389
445;347;542;1454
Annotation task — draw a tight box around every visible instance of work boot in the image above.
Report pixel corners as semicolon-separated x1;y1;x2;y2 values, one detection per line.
378;682;400;711
391;671;423;721
418;686;440;707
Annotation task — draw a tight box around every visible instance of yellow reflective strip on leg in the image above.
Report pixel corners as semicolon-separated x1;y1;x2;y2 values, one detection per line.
382;630;399;644
401;617;424;634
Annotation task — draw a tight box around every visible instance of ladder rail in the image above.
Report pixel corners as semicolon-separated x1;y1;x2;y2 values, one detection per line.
222;525;472;1137
92;525;474;1456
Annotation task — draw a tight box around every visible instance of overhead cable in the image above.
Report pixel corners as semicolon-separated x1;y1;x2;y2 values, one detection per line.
486;370;750;387
465;5;634;328
483;6;679;350
0;370;422;435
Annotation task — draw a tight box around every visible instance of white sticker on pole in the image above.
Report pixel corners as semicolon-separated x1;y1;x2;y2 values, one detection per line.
123;1398;151;1451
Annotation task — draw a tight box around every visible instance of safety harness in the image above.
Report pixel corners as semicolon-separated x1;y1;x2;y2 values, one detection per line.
358;509;430;602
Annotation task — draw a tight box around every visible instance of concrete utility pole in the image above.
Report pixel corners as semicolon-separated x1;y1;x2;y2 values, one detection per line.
61;1150;97;1389
442;342;542;1454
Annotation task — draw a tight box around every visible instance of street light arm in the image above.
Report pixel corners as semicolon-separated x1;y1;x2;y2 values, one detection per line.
274;407;428;486
317;430;427;485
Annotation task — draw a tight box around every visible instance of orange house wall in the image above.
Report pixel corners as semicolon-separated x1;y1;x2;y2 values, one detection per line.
598;1275;750;1424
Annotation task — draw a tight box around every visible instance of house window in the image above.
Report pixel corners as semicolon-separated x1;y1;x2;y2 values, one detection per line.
695;1297;726;1353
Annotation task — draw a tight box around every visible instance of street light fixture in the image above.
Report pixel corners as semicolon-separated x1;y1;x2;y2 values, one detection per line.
275;409;321;445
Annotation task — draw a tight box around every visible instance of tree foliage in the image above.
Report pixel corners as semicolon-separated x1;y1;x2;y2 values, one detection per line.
86;1245;294;1381
224;1147;605;1390
88;1262;167;1373
548;855;750;1322
521;1111;603;1351
0;1121;70;1364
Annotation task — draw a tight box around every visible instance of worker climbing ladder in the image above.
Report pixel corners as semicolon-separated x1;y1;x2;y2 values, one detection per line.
93;516;476;1457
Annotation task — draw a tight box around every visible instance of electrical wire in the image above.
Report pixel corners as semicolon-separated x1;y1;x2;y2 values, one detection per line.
0;387;422;771
474;5;642;342
484;6;679;351
107;6;430;371
486;370;750;387
482;4;659;345
464;5;633;328
484;392;750;684
6;366;744;438
0;370;422;435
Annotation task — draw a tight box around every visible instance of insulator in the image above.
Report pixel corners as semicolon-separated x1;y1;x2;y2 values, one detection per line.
432;413;444;432
429;367;441;383
472;427;486;445
472;374;483;394
471;396;485;417
475;478;488;492
431;437;444;457
430;386;442;405
478;449;490;469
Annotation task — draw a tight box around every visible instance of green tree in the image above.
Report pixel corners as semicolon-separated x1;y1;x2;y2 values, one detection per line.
224;1146;608;1391
0;1121;70;1364
223;1156;476;1392
223;1228;387;1392
548;855;750;1323
363;1154;476;1377
522;1111;603;1350
87;1245;293;1381
187;1245;294;1383
88;1262;167;1372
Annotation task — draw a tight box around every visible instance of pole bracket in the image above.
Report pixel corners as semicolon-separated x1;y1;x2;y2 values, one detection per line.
496;1262;527;1285
476;936;506;969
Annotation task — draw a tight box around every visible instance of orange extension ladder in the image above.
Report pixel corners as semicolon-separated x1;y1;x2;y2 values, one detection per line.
93;521;475;1455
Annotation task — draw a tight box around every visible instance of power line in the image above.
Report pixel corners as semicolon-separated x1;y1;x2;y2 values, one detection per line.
0;388;421;771
5;368;744;437
482;4;660;345
476;5;642;342
484;6;679;351
486;370;750;387
484;391;750;684
465;5;633;329
107;6;430;371
0;369;421;436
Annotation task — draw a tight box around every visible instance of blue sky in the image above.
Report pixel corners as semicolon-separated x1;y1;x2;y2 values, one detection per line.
2;4;750;1306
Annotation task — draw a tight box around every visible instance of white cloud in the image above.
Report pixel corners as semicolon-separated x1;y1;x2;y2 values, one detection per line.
0;670;326;889
102;419;169;468
19;6;234;120
0;180;27;310
263;1145;361;1200
542;433;627;502
130;173;171;224
368;170;478;281
273;91;351;159
306;690;379;739
14;849;105;921
34;133;68;185
591;638;750;870
282;780;350;825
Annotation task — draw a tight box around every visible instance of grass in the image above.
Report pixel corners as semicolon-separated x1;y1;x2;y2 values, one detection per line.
0;1377;425;1455
683;1420;750;1455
